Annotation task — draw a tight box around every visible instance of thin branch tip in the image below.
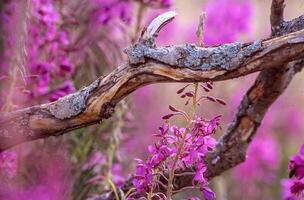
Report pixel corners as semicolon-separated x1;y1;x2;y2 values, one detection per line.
143;11;178;39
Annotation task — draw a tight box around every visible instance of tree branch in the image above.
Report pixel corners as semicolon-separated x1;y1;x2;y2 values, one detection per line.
270;0;285;34
0;27;303;151
1;10;304;152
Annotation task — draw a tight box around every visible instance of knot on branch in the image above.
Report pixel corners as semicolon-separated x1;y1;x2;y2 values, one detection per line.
123;37;156;64
48;80;100;119
100;102;116;119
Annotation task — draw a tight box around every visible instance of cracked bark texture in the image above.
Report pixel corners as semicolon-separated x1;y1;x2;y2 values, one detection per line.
0;2;304;199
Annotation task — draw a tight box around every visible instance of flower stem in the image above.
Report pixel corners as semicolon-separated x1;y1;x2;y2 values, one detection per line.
166;127;189;199
166;82;199;199
166;13;206;198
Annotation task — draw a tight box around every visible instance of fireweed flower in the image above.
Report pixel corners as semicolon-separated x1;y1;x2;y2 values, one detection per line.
23;0;76;103
131;82;224;199
283;145;304;199
289;145;304;179
281;179;299;200
132;119;220;198
1;0;76;106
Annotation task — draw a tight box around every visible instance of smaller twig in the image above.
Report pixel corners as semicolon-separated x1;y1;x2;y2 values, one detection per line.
173;171;195;177
270;0;285;33
154;180;168;190
142;11;177;40
196;12;206;47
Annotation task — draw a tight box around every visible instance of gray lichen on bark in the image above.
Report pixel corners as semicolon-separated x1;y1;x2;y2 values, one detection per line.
124;39;262;71
273;15;304;37
48;80;100;119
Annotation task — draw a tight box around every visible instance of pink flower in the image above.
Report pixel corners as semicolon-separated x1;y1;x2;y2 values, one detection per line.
133;159;153;193
200;187;216;200
289;145;304;179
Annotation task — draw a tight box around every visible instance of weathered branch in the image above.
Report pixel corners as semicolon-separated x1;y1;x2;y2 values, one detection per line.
2;6;304;152
1;26;304;151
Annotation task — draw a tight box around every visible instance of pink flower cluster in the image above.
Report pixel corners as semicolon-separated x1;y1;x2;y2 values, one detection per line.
27;0;75;102
89;0;133;25
282;145;304;199
132;115;221;199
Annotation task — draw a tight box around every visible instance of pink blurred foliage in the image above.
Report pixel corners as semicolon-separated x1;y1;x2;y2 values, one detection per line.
88;0;133;25
126;85;166;159
0;0;25;108
0;146;72;200
156;0;254;46
84;151;126;187
234;134;280;182
0;150;17;178
232;134;280;199
0;0;18;74
203;0;253;46
0;0;76;108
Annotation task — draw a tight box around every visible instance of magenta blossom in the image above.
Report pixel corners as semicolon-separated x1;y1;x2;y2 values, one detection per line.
132;159;154;193
289;145;304;179
282;145;304;199
132;114;221;199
